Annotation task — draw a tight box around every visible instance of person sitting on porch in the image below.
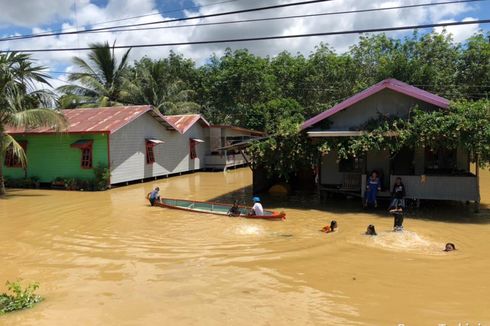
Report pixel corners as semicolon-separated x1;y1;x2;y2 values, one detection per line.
365;224;377;236
228;200;241;217
390;206;404;231
321;220;337;233
250;197;264;216
389;177;406;209
364;171;381;208
444;243;456;252
148;187;160;206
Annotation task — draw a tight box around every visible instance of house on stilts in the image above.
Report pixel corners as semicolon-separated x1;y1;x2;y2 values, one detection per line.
301;79;480;205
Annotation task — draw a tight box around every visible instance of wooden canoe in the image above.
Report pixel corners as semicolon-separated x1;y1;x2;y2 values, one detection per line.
149;196;286;220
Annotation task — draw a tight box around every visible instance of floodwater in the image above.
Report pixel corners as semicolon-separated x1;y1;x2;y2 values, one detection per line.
1;169;489;326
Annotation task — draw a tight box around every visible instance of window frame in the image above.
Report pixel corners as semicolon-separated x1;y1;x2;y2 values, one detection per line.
80;146;93;169
189;139;197;160
146;141;156;164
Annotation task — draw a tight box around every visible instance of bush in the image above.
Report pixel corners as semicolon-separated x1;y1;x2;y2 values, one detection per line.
4;177;40;189
0;280;43;315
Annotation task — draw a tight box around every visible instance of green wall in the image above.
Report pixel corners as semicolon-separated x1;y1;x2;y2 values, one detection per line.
3;133;108;182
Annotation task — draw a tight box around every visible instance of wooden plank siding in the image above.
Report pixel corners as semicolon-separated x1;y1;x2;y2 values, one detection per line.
109;113;208;184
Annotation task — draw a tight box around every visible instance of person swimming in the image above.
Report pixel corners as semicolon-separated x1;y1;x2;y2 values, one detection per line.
321;220;337;233
444;243;456;252
227;200;241;217
365;224;377;236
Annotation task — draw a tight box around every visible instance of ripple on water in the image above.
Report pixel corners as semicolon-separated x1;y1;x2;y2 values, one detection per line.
357;230;445;255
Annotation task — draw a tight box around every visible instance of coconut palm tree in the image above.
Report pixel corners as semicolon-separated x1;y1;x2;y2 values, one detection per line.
58;41;131;108
0;52;66;195
123;57;200;115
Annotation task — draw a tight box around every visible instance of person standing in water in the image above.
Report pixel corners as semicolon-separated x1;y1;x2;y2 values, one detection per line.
444;243;456;252
364;171;381;208
390;177;406;209
148;187;160;206
390;205;404;231
250;197;264;216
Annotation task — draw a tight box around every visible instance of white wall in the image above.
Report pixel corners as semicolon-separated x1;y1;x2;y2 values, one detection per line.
110;113;209;184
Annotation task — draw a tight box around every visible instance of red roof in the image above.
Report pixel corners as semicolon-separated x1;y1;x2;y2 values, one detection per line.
301;78;450;130
6;106;175;135
164;114;210;134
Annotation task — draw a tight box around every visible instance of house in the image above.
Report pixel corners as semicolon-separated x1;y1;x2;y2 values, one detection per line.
205;125;265;171
4;106;210;186
301;78;480;203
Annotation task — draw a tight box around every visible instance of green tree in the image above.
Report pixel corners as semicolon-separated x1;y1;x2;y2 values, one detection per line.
458;32;490;100
58;41;131;108
0;52;66;195
124;54;199;114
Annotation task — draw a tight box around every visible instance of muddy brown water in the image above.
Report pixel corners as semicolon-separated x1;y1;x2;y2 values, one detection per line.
1;169;489;325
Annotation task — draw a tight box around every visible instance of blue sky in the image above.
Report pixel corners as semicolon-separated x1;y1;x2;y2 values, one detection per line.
0;0;488;86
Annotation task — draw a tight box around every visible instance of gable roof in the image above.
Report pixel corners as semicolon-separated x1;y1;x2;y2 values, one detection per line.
163;114;210;134
210;125;265;136
301;78;450;130
6;105;177;135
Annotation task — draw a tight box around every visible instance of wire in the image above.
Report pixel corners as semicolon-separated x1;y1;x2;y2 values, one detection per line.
3;18;490;53
0;0;336;42
77;0;490;35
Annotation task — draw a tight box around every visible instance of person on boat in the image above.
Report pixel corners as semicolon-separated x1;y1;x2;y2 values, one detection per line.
390;205;404;231
228;200;241;217
148;187;160;206
389;177;406;209
364;171;381;208
321;220;337;233
365;224;377;236
444;243;456;252
250;197;264;216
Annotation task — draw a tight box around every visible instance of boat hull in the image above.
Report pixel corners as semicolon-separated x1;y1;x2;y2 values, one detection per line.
150;197;285;220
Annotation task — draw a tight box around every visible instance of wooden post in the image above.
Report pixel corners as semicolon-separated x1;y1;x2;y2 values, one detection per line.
475;155;481;213
240;150;253;171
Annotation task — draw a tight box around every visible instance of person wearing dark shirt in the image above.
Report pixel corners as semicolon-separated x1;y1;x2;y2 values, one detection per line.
389;177;406;209
227;200;241;217
365;224;377;236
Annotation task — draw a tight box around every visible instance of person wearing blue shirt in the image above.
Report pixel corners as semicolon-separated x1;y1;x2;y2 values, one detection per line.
148;187;160;206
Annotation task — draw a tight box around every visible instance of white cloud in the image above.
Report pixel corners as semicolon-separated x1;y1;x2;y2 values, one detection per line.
434;17;480;43
0;0;481;87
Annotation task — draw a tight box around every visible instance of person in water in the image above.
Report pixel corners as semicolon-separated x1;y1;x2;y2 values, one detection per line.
227;200;241;217
148;187;160;206
365;224;377;236
250;197;264;216
444;243;456;252
321;220;337;233
390;205;404;231
389;177;406;209
364;171;381;208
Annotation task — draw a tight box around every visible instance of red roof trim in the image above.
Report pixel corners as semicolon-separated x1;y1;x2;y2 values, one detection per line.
301;78;450;130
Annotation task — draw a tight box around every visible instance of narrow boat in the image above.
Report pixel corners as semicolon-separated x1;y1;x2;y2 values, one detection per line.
150;197;286;220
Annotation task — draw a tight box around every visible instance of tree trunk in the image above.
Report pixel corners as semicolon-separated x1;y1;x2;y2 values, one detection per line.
0;158;5;196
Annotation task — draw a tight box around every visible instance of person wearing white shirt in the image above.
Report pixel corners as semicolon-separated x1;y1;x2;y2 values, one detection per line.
250;197;264;216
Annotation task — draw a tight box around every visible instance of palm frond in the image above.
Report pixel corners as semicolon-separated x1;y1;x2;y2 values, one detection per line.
1;134;27;167
6;108;67;132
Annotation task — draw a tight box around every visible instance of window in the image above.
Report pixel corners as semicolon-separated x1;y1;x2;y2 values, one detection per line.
4;141;27;168
81;147;93;169
424;148;457;174
71;139;93;169
190;139;197;160
146;142;155;164
339;156;365;173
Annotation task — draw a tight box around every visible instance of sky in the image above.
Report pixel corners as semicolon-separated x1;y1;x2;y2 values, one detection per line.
0;0;489;88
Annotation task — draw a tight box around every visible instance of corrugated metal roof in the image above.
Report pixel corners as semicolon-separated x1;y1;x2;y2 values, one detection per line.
301;78;450;130
164;114;210;134
6;106;175;135
209;125;265;136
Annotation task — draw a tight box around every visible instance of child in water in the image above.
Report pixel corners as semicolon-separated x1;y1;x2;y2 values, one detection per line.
321;220;337;233
365;224;377;236
390;206;404;231
444;243;456;252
